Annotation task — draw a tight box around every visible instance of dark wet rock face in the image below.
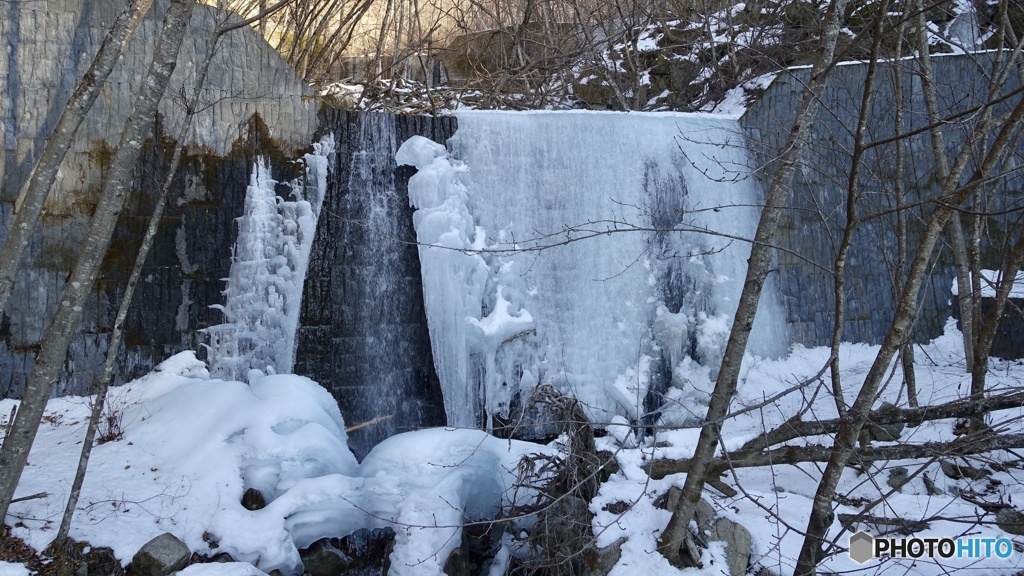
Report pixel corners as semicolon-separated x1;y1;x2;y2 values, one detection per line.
294;111;455;458
300;527;397;576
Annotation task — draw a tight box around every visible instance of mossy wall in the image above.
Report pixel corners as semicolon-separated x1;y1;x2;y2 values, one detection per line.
0;0;318;397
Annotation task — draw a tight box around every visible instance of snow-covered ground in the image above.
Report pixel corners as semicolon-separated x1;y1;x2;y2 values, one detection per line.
1;321;1022;576
593;321;1024;575
0;353;548;575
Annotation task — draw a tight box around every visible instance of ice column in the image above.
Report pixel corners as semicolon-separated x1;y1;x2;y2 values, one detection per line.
205;135;334;381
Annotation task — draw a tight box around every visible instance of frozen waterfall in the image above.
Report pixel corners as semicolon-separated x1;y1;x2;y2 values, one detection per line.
399;111;788;430
204;135;334;381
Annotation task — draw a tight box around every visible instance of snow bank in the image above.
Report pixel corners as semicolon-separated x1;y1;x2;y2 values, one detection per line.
2;352;548;576
0;562;30;576
6;320;1024;576
951;269;1024;298
360;428;549;574
591;319;1024;576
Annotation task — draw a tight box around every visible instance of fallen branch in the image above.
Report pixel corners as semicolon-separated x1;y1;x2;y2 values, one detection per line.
837;513;930;535
11;492;47;504
645;433;1024;479
346;415;393;433
736;390;1024;455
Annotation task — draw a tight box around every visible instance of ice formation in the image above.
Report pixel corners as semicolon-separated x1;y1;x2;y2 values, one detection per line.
399;111;788;429
397;136;493;427
204;135;334;381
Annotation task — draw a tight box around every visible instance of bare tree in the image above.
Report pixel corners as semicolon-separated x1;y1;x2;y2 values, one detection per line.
657;0;853;566
44;5;291;546
794;46;1024;576
0;0;197;524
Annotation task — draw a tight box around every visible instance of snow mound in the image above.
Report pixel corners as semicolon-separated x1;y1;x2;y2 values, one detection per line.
3;352;548;576
951;269;1024;298
178;563;270;576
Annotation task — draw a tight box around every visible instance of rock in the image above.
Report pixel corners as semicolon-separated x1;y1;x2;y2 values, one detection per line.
653;486;682;511
300;540;352;576
241;488;267;511
131;533;191;576
660;497;751;576
694;498;716;544
865;403;905;442
711;517;752;576
887;467;909;491
940;459;990;480
580;538;624;576
300;527;396;576
996;508;1024;536
443;546;471;576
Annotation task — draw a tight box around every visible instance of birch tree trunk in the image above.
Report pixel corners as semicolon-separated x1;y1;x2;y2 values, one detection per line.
50;17;228;549
656;0;851;565
913;2;976;374
0;0;196;525
794;71;1024;576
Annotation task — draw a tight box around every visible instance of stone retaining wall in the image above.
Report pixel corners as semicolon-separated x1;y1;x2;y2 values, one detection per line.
741;53;1023;350
0;0;318;397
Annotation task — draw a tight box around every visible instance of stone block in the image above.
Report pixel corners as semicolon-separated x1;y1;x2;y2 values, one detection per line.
131;533;190;576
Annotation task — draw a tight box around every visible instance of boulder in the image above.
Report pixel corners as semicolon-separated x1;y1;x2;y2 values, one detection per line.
300;540;352;576
241;488;267;511
581;537;625;576
300;527;396;576
131;533;190;576
694;498;716;543
940;459;990;480
887;467;909;491
711;517;752;576
996;508;1024;536
661;497;751;576
442;546;471;576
